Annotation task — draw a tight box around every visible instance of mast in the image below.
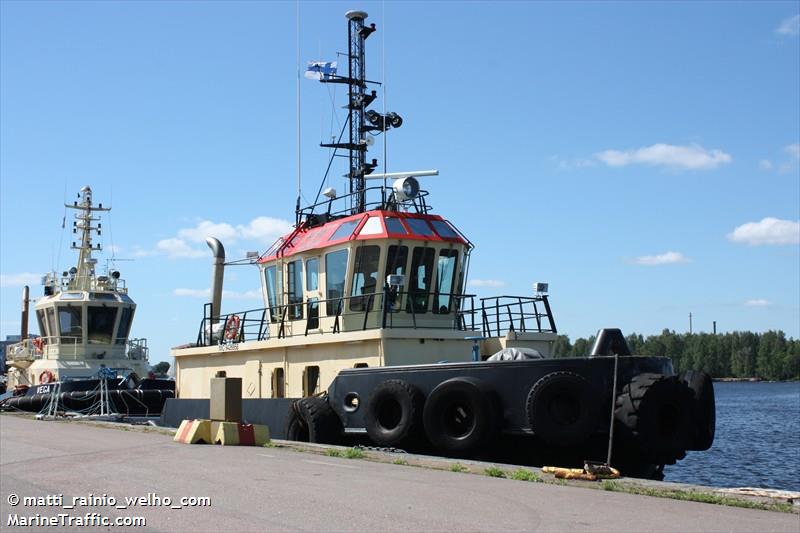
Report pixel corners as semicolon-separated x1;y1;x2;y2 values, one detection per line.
65;186;110;291
315;10;402;217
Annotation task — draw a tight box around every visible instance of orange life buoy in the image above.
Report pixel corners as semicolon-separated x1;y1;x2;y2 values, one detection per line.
224;315;241;341
32;337;44;351
39;370;56;384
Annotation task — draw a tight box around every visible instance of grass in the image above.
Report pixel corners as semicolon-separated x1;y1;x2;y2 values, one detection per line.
262;440;277;448
510;468;540;482
600;480;794;513
326;449;343;457
344;447;365;459
450;463;469;473
484;466;507;478
392;458;409;465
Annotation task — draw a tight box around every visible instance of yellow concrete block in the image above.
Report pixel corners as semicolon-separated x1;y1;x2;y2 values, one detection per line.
213;421;270;446
174;419;212;444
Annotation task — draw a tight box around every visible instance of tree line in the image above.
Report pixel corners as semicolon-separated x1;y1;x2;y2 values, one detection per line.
551;329;800;381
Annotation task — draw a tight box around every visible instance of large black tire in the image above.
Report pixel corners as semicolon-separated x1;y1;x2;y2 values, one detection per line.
422;377;497;457
298;396;343;445
615;373;693;465
526;371;599;447
285;404;309;442
681;370;716;451
364;379;424;447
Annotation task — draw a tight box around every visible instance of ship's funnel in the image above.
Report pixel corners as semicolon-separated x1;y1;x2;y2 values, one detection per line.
20;285;30;340
206;237;225;325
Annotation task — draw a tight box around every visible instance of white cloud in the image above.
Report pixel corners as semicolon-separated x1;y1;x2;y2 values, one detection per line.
173;288;261;300
178;221;238;244
239;216;293;244
156;238;206;259
786;143;800;160
468;279;505;288
759;159;773;170
727;217;800;246
595;143;732;170
745;299;771;307
776;14;800;36
0;272;43;287
631;251;689;266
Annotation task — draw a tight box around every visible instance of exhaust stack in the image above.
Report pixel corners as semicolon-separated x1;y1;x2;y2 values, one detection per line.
206;237;225;325
20;285;30;340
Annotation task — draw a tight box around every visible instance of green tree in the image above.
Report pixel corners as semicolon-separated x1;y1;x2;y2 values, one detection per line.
152;361;171;375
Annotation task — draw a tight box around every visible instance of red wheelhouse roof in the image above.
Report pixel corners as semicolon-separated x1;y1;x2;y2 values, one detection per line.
258;209;468;263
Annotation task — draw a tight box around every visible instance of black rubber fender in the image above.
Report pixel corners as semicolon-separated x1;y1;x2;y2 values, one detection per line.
298;396;343;445
364;379;424;447
526;371;599;447
615;373;694;465
422;377;497;457
285;403;310;442
681;370;716;451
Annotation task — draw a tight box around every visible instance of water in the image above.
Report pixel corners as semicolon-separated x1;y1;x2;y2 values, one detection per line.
664;381;800;491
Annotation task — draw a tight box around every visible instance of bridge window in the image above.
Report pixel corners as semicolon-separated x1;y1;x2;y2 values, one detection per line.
272;367;285;398
384;217;407;234
264;264;282;323
407;247;435;314
116;307;134;344
406;218;435;237
350;245;380;312
325;249;349;315
58;306;83;344
303;365;320;396
306;258;319;329
433;250;459;314
431;220;458;239
385;245;408;312
88;306;118;344
287;260;304;320
359;216;383;236
329;219;360;241
46;308;57;340
36;310;47;337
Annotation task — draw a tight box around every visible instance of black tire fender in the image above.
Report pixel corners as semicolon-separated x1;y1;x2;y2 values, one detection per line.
681;370;716;451
615;373;694;465
284;402;310;442
422;377;497;456
526;371;599;447
364;379;424;447
298;396;343;445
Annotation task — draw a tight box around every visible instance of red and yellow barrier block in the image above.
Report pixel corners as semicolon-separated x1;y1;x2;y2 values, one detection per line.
174;419;270;446
174;419;212;444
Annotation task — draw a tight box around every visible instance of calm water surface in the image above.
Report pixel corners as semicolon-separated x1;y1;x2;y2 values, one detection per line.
663;381;800;491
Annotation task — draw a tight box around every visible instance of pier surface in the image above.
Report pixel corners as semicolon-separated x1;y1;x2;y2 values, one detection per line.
1;414;797;532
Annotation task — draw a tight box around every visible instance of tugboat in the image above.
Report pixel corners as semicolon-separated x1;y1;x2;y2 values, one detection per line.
1;186;175;416
167;10;715;478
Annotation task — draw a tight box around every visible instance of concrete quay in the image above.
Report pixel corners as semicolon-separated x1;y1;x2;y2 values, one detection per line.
1;414;797;532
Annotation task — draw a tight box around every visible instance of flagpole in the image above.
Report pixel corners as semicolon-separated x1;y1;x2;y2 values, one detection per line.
295;0;302;224
382;1;387;198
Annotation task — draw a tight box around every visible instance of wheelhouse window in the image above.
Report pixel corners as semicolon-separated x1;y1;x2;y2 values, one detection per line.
287;260;304;320
358;216;383;236
433;249;459;314
407;247;435;314
325;249;348;315
46;308;57;340
264;264;282;323
88;306;118;344
384;217;407;234
431;220;459;239
36;310;47;337
406;218;435;237
329;219;360;241
58;306;83;343
116;307;134;344
350;245;380;312
385;245;408;312
306;258;319;329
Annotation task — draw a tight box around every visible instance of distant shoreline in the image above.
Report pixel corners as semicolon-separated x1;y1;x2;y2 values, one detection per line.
712;377;798;383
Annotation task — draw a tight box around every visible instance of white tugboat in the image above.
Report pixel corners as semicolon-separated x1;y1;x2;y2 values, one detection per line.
165;10;715;478
2;186;174;415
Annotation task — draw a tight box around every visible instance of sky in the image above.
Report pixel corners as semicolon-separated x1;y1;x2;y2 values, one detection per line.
1;1;798;366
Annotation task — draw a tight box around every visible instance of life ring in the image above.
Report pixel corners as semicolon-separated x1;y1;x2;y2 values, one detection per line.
526;371;599;447
614;373;694;465
32;337;44;351
224;315;241;341
680;370;715;451
422;377;497;456
39;369;56;384
364;379;424;447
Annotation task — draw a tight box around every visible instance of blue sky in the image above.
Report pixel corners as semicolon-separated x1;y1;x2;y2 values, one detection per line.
1;1;798;365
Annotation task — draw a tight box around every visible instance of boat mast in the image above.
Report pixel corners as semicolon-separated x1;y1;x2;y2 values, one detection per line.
65;186;110;291
346;10;373;214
